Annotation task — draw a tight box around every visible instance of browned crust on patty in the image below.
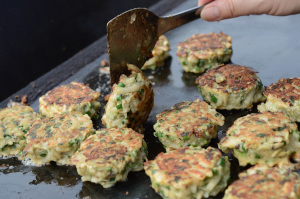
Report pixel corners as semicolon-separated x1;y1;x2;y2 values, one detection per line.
177;32;231;57
264;78;300;106
225;166;300;199
156;100;224;139
195;64;259;93
42;82;100;106
219;111;296;146
70;128;144;165
144;147;222;185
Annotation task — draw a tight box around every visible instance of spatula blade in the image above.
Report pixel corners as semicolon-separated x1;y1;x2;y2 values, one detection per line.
107;8;159;86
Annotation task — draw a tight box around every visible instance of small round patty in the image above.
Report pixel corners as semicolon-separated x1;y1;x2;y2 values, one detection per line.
102;64;154;133
20;112;94;166
39;82;101;118
0;105;39;157
153;99;224;151
218;111;300;167
177;32;232;73
258;77;300;122
223;165;300;199
144;146;230;199
70;128;147;188
195;64;266;110
142;35;170;70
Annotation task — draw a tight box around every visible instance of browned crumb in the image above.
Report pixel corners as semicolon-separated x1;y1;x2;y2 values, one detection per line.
21;95;28;105
104;94;111;102
101;59;108;66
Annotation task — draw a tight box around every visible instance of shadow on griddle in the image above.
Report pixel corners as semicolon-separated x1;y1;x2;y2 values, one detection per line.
29;163;80;187
181;71;201;87
78;170;161;199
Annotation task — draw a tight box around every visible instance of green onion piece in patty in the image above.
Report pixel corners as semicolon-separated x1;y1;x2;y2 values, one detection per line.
118;82;125;87
116;96;122;101
210;93;218;103
116;104;123;110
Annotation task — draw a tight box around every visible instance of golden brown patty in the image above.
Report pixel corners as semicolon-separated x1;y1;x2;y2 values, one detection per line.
142;35;170;70
144;147;230;199
153;99;224;151
218;111;300;167
0;105;39;157
258;78;300;122
177;32;232;73
70;128;147;188
39;82;101;118
102;64;154;133
20;112;94;166
195;64;266;110
223;165;300;199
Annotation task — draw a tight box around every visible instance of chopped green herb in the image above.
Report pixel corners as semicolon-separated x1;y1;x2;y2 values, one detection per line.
255;154;261;159
40;151;47;157
116;104;123;109
182;61;187;65
215;113;220;117
290;96;295;103
4;134;12;138
68;140;74;147
107;167;112;171
137;89;144;95
1;144;8;151
182;136;189;140
84;111;91;116
241;143;248;153
257;81;263;90
275;127;285;131
210;93;218;103
118;82;125;87
116;96;122;102
212;169;218;176
218;157;225;166
155;132;163;138
109;177;115;182
256;133;267;138
197;59;205;67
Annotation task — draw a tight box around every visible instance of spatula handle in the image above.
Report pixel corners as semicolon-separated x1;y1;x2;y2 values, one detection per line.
158;5;207;35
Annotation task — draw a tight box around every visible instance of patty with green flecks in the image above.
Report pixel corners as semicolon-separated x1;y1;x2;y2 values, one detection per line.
102;64;154;133
39;82;101;118
218;111;300;168
70;128;147;188
223;165;300;199
0;105;39;157
142;35;170;70
195;64;266;110
144;146;230;199
258;77;300;122
177;32;232;73
153;99;224;151
20;112;94;166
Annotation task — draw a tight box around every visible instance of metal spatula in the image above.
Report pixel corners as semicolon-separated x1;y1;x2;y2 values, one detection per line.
107;5;207;86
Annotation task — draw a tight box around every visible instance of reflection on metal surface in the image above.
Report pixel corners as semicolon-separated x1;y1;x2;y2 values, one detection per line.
30;163;80;186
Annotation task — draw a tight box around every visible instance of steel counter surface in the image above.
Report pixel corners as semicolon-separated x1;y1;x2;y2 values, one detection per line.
1;1;300;198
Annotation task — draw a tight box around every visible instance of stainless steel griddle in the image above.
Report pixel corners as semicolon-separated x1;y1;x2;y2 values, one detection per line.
1;1;300;198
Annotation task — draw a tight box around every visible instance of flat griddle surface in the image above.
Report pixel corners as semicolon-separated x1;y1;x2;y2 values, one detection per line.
1;1;300;198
